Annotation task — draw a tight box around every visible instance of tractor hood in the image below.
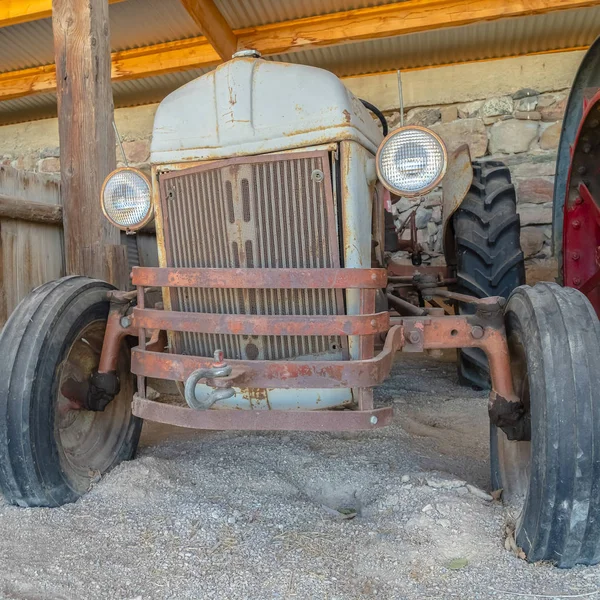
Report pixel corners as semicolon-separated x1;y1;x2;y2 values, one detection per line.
150;57;383;164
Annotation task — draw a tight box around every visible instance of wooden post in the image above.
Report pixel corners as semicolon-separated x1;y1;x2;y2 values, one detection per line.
52;0;128;287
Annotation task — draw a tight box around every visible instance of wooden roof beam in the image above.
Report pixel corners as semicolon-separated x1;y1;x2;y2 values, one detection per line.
240;0;600;55
0;0;599;101
0;0;123;28
180;0;237;60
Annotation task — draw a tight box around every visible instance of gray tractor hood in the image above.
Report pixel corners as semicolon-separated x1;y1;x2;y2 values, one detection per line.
150;56;383;164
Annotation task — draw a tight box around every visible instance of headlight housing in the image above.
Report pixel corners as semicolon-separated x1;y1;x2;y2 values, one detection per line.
101;168;153;231
376;126;447;197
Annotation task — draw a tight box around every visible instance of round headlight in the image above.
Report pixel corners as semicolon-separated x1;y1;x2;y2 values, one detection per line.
376;126;447;197
101;168;153;231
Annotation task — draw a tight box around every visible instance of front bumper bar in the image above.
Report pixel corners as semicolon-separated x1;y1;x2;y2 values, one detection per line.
126;266;519;432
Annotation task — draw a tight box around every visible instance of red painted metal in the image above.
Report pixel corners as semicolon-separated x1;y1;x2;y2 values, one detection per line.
132;267;387;289
563;90;600;315
132;395;393;431
133;307;390;336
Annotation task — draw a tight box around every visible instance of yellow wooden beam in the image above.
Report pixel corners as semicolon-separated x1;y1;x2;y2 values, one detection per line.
0;0;123;28
179;0;237;60
240;0;600;55
0;0;598;101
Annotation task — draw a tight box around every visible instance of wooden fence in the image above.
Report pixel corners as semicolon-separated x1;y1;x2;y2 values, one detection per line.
0;165;64;328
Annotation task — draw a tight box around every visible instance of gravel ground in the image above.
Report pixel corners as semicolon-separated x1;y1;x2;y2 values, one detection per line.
1;354;600;599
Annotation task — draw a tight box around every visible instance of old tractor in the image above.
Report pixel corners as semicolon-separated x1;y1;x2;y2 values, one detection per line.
1;50;599;568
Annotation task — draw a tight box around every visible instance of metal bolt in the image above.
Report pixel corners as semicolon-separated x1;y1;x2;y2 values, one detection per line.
120;316;132;328
591;120;599;129
573;220;581;229
213;349;225;366
370;319;377;327
311;169;324;183
370;416;378;425
407;330;421;344
470;325;485;340
232;49;262;59
578;166;587;175
575;196;584;205
584;143;592;153
572;252;580;261
573;277;582;286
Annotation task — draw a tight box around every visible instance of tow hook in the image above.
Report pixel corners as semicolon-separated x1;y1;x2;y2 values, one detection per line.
184;350;236;410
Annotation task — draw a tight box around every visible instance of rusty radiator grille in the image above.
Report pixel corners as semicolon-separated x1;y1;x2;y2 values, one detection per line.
159;151;342;361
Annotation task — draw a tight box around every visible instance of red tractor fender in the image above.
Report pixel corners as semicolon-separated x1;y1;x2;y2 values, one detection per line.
554;36;600;315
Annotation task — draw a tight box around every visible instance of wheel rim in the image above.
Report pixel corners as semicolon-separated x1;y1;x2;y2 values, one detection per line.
495;330;531;521
56;320;133;491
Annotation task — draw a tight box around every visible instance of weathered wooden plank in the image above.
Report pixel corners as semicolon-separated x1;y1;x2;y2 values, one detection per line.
0;166;63;328
0;194;63;224
52;0;127;288
2;0;598;101
180;0;237;60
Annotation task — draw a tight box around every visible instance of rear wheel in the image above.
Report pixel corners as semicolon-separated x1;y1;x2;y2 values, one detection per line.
0;276;141;507
491;283;600;567
453;160;525;388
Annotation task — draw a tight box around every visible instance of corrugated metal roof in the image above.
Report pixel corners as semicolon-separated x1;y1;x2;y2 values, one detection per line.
0;19;53;72
0;2;598;124
109;0;201;51
215;0;401;29
0;0;201;74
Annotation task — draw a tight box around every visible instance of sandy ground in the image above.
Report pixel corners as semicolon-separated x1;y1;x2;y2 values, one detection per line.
1;354;600;599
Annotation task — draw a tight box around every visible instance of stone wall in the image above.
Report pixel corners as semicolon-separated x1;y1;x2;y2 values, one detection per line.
384;88;565;283
0;51;582;283
0;103;157;177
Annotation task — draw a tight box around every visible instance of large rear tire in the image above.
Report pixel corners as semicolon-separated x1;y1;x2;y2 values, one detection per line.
453;160;525;388
0;276;142;507
491;283;600;567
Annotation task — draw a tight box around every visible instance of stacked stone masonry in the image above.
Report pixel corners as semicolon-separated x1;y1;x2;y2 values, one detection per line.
383;88;565;283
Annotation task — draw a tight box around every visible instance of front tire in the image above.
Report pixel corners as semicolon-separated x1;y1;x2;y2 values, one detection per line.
492;283;600;567
0;276;141;507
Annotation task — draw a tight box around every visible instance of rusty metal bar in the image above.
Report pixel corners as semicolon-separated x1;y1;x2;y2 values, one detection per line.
137;284;146;398
132;267;387;289
131;325;405;388
402;315;518;404
387;262;451;278
356;288;375;411
132;394;393;431
98;308;132;374
130;310;517;405
386;292;427;316
133;307;390;336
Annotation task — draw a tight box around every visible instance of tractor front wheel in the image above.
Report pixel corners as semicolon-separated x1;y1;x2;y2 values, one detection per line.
492;282;600;567
0;276;141;507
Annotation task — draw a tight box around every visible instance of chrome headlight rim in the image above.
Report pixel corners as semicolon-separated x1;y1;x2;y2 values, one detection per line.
375;125;448;198
101;167;154;232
